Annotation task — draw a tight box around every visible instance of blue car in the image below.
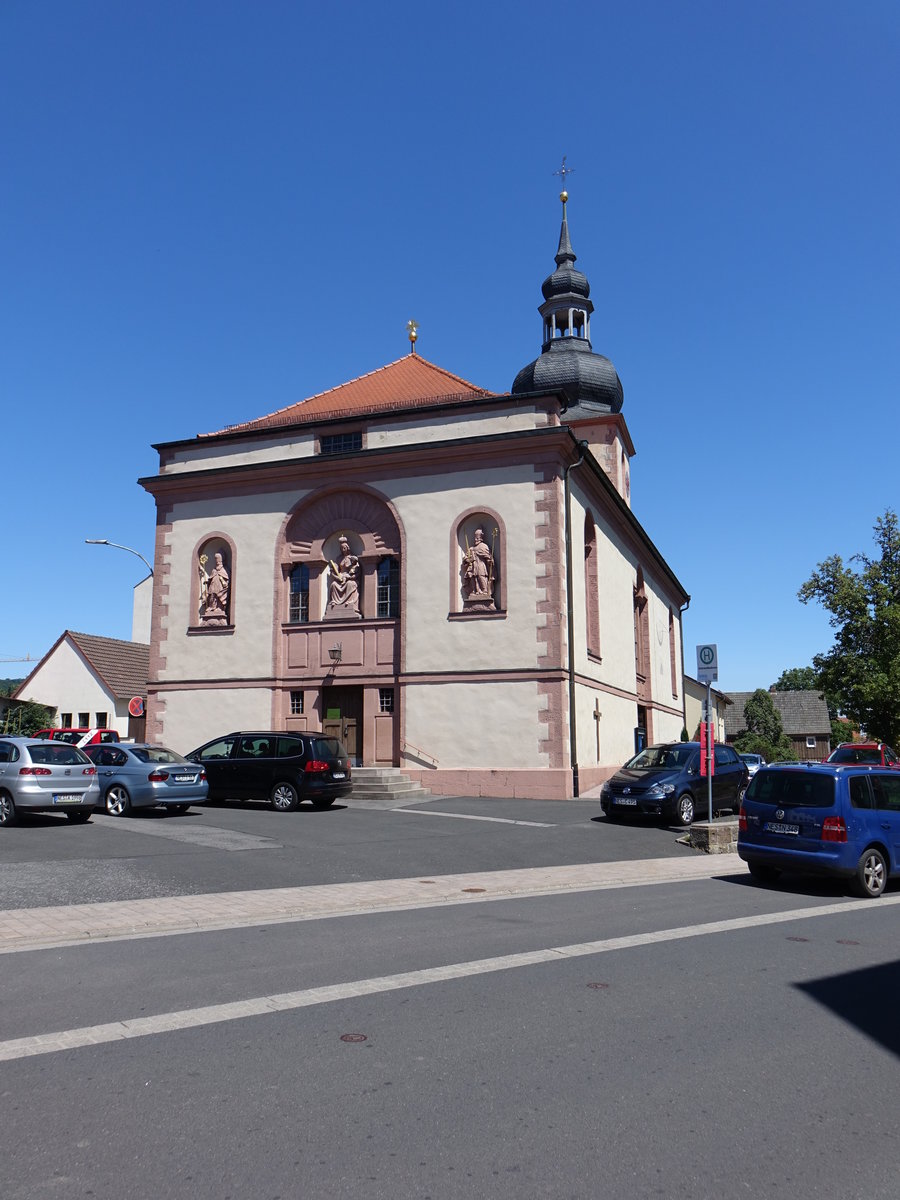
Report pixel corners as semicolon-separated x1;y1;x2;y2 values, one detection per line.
85;743;208;817
738;762;900;897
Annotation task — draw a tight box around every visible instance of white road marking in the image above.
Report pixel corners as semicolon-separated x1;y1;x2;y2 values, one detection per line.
91;820;280;852
1;893;895;1063
391;810;554;828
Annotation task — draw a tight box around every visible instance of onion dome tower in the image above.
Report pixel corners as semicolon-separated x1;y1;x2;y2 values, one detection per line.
511;189;624;413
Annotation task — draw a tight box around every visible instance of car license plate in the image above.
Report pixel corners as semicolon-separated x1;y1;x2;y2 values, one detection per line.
332;771;346;780
615;797;637;806
764;821;799;835
174;774;195;783
53;793;82;804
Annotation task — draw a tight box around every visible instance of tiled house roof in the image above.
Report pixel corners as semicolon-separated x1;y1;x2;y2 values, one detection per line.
724;690;831;738
203;354;497;437
67;632;149;699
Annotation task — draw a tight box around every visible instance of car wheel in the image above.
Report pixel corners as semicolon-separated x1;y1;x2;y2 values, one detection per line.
735;784;747;810
853;847;888;898
271;782;300;812
0;792;17;827
673;792;695;827
747;861;780;884
310;796;336;810
66;810;92;824
105;786;132;817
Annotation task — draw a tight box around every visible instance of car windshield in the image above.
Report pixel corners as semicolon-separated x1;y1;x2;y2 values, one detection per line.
740;755;762;765
747;770;836;808
53;732;84;744
129;747;188;765
28;743;90;766
625;745;694;770
829;746;880;764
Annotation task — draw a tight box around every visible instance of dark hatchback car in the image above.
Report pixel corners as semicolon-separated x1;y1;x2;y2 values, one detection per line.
738;762;900;898
600;741;748;827
186;732;351;811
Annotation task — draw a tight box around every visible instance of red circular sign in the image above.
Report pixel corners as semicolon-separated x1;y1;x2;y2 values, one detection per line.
128;696;145;717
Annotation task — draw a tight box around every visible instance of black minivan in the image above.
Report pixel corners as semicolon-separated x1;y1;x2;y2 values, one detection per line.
186;731;351;811
600;741;748;827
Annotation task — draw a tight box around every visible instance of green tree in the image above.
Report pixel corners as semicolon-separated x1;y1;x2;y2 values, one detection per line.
1;701;54;736
771;666;820;692
732;688;796;762
799;510;900;746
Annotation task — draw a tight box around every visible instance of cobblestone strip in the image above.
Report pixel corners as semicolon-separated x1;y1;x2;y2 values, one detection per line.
0;855;745;954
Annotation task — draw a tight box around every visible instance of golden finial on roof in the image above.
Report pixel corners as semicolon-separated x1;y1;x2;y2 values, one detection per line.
406;318;418;354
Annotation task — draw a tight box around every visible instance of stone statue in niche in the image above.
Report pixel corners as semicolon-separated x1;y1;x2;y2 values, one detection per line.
325;535;361;619
462;526;497;613
199;550;230;625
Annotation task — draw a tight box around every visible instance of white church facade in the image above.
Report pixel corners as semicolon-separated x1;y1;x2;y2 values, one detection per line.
140;195;689;799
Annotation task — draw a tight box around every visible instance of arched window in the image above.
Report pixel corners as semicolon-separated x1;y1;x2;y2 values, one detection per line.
289;564;310;624
584;512;600;657
376;557;399;618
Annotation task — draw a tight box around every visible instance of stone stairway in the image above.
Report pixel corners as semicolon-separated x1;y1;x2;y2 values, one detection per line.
349;767;433;807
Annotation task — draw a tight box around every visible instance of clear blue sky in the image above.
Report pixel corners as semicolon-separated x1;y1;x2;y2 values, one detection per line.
2;1;897;693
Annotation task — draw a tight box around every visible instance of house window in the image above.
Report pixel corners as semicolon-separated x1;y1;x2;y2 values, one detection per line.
78;712;89;728
95;712;108;729
289;564;310;623
320;432;362;455
61;713;72;727
806;736;817;749
379;688;394;713
377;557;399;617
290;691;304;715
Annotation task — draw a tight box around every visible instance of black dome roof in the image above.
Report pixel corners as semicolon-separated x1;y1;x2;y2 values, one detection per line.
512;338;623;412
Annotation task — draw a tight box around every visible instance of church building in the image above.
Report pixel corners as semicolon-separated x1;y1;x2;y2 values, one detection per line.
139;191;689;799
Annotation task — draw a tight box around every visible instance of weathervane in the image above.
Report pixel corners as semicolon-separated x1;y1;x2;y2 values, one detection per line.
553;155;574;201
406;318;418;354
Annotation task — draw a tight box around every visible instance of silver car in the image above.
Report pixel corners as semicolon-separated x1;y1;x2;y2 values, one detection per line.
0;736;100;825
85;743;208;816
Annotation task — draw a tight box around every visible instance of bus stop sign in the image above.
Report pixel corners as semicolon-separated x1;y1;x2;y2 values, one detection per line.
696;644;718;684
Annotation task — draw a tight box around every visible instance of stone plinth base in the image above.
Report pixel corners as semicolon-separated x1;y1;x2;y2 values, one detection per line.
323;603;361;620
689;818;739;854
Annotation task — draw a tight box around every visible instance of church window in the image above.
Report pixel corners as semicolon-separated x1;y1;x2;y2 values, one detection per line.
584;513;600;657
376;557;399;618
290;691;304;715
320;432;362;455
668;608;679;697
379;688;394;713
289;564;310;623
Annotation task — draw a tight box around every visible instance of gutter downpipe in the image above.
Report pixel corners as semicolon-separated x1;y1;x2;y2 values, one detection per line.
679;597;691;736
564;442;588;798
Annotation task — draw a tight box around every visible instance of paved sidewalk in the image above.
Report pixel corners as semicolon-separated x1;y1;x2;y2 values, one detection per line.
0;855;747;955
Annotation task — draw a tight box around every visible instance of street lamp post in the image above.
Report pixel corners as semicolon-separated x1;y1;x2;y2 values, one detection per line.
84;539;154;578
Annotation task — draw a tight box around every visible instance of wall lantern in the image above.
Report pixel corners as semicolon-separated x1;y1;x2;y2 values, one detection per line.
328;643;343;665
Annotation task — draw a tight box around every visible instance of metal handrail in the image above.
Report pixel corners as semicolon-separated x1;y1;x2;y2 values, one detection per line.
400;740;439;768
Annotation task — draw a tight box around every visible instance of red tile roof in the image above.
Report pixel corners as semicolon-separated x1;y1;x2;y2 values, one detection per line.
202;354;499;438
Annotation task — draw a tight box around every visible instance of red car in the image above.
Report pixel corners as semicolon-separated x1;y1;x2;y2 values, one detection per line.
826;742;899;768
33;728;121;747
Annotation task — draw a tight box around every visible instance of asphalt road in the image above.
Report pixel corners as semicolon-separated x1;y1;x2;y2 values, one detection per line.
2;796;898;1200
